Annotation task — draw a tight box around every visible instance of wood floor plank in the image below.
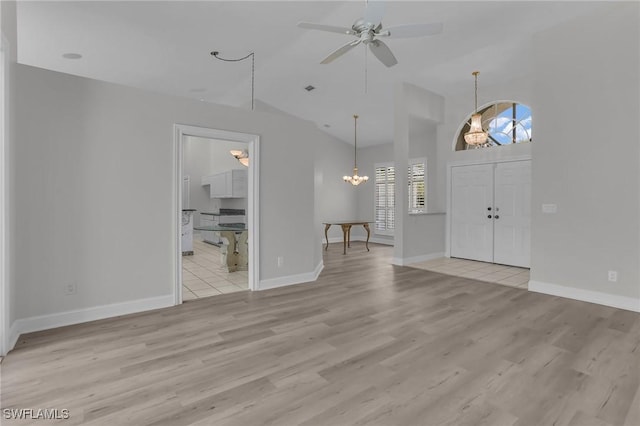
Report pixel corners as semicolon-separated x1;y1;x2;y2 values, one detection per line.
2;242;639;426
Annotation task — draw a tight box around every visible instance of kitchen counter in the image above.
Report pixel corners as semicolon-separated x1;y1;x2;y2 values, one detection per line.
200;208;245;216
194;225;247;232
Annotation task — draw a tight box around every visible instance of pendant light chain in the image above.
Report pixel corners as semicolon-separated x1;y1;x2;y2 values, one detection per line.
211;51;255;111
354;114;358;168
473;70;479;113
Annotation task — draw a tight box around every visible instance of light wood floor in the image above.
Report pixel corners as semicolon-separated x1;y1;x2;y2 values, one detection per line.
2;243;639;426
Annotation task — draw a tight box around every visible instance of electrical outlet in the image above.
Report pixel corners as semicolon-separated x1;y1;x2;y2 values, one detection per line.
64;282;77;295
277;256;284;268
607;271;618;282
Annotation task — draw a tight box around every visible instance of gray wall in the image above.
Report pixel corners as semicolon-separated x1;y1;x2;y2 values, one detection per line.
394;82;446;263
313;134;359;258
529;3;639;302
11;64;341;320
2;0;17;334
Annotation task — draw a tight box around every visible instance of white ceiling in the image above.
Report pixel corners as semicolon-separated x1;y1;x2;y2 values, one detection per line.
16;1;607;146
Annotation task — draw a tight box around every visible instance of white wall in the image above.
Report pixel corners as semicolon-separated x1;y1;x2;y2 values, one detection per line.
11;64;335;321
529;3;640;309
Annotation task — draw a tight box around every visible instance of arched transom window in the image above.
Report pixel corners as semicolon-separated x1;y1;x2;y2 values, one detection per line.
456;102;532;151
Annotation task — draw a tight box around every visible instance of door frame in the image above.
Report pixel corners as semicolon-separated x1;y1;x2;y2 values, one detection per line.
0;34;8;356
173;124;260;305
446;155;531;259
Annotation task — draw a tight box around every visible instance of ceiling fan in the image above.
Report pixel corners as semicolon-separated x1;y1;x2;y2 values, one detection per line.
297;1;443;68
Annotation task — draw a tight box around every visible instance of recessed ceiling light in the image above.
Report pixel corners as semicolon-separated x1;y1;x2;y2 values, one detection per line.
62;53;82;59
304;85;315;92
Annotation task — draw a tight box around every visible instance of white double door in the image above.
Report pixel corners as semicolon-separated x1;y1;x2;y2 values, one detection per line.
450;160;531;268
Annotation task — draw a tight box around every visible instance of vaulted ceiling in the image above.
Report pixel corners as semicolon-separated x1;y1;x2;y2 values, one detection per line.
16;1;606;146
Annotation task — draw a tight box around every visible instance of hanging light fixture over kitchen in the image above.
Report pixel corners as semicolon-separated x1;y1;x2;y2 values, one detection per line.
343;114;368;186
230;149;249;167
464;71;488;146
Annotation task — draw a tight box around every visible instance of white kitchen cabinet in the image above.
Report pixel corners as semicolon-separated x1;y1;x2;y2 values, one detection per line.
201;169;247;198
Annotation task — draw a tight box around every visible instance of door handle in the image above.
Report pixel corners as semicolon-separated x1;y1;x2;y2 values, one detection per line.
487;207;492;211
487;215;492;219
495;215;499;219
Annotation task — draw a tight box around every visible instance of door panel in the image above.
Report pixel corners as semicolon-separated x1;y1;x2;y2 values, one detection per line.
493;161;531;267
450;164;494;262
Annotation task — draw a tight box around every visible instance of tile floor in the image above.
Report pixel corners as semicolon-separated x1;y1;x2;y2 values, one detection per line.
182;238;248;301
409;257;530;289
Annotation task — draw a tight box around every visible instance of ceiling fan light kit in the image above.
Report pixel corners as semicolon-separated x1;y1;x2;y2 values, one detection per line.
464;71;489;146
343;115;369;186
298;1;442;68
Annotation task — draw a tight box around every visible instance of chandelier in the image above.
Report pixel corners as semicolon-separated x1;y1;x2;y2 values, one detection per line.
464;71;488;146
343;114;369;185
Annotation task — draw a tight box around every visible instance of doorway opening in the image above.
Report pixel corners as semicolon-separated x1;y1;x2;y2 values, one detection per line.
173;125;259;305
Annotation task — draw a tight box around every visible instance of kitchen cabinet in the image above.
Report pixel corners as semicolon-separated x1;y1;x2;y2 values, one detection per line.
201;169;247;198
181;209;196;255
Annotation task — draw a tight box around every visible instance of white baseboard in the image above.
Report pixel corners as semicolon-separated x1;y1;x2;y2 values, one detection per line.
392;252;445;266
6;294;174;353
529;280;640;312
259;260;324;291
7;321;21;355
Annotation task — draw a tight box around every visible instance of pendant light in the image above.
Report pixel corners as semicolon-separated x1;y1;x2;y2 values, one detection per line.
230;149;249;167
343;114;369;185
464;71;488;146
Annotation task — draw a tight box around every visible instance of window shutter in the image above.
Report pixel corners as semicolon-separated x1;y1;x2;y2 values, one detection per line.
408;161;426;213
375;165;395;234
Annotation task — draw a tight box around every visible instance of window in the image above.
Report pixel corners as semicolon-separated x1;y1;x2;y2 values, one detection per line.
375;164;394;235
456;102;532;151
408;159;426;214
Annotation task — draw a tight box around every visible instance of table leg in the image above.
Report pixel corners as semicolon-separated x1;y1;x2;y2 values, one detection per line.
340;224;350;255
219;231;239;272
324;224;331;251
363;223;371;252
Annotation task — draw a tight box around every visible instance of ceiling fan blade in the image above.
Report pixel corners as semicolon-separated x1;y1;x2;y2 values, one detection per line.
364;0;386;25
297;22;356;36
320;39;362;64
383;22;443;38
368;40;397;67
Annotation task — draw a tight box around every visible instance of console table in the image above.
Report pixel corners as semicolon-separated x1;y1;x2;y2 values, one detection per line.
323;221;373;255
